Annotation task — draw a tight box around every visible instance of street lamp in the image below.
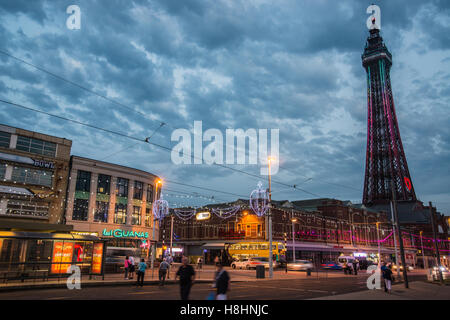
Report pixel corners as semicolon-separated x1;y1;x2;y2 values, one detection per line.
420;231;427;269
267;156;275;278
376;222;381;268
151;178;163;277
291;218;298;262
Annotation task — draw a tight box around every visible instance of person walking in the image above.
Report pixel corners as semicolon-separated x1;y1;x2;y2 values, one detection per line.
136;258;147;287
128;255;135;280
176;256;196;300
166;255;173;279
159;258;170;286
380;262;388;292
213;263;230;300
197;257;203;270
383;264;393;294
353;259;359;276
124;256;130;280
214;255;220;266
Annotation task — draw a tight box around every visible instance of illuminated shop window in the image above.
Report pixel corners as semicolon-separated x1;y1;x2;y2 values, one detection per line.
94;201;109;223
114;203;127;224
132;206;141;225
16;135;56;157
145;208;151;227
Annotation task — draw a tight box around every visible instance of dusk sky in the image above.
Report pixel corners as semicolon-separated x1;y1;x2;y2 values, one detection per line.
0;0;449;213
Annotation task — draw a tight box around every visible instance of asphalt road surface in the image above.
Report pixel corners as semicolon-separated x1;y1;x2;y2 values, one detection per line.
0;272;426;300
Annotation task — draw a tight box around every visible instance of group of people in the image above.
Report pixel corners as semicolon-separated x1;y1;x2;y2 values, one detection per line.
343;259;360;275
123;254;229;300
381;262;394;294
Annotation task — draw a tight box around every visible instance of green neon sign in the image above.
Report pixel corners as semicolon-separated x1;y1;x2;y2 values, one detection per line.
102;228;149;239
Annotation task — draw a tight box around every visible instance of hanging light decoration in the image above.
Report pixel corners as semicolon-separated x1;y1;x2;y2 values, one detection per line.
211;205;240;219
174;208;196;221
152;194;169;220
250;181;269;217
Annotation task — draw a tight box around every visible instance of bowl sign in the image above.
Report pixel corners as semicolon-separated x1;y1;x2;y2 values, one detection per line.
195;211;211;221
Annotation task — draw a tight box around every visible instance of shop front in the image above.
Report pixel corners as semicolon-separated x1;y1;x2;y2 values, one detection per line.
0;231;106;282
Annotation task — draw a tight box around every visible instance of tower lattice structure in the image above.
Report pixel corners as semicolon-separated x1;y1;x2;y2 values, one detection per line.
362;26;416;205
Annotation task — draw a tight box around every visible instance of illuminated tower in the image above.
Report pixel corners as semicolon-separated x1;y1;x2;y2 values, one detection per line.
362;21;416;205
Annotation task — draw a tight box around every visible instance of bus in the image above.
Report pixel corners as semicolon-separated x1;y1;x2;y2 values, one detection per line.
227;242;286;262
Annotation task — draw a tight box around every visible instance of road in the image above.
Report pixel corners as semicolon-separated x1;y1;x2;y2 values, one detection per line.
0;270;427;300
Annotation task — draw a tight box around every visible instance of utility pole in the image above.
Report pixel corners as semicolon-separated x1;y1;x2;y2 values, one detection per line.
268;157;274;278
151;179;162;279
390;179;408;288
292;211;297;262
376;222;381;268
429;201;444;284
420;231;427;269
390;201;400;279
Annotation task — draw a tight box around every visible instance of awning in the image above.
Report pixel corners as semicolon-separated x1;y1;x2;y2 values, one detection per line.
0;231;101;241
202;242;226;249
0;186;34;195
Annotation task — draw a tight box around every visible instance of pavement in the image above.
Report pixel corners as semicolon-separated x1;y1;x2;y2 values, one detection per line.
312;281;450;300
0;265;366;291
0;267;435;299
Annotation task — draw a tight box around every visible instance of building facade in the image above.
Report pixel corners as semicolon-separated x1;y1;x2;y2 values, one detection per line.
0;124;72;229
65;156;161;258
160;198;419;266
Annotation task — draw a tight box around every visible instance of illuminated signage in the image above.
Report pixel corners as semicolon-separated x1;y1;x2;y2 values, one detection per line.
102;228;148;239
195;211;211;221
71;231;98;237
51;241;74;274
404;177;412;192
33;159;55;169
353;252;367;258
91;243;104;274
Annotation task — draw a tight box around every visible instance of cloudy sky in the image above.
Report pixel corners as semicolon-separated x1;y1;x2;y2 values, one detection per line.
0;0;449;213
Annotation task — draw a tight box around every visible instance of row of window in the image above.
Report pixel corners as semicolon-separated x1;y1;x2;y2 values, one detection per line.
72;199;152;226
0;131;57;157
11;166;52;187
75;170;154;200
0;200;49;219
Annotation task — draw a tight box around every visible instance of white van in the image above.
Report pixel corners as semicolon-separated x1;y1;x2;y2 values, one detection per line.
336;256;355;268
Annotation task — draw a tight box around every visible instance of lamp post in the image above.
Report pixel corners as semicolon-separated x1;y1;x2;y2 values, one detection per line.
420;231;427;269
429;201;444;284
292;217;297;262
267;156;274;279
390;201;400;278
151;179;162;278
376;222;381;268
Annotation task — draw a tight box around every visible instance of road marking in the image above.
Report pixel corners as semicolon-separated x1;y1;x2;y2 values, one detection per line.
230;284;306;292
129;291;160;295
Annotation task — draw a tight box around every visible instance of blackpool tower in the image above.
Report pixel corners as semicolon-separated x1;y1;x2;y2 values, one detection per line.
362;20;416;205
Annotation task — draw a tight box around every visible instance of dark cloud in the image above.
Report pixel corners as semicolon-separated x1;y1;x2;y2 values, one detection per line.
0;0;448;213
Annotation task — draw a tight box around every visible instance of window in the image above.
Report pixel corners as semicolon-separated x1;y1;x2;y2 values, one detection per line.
72;199;89;221
75;170;91;192
0;131;11;148
16;136;56;157
0;163;6;180
114;203;127;224
145;208;152;227
133;181;143;200
146;184;153;202
3;200;49;218
11;167;52;187
132;206;141;225
116;178;128;197
97;174;110;194
94;201;109;222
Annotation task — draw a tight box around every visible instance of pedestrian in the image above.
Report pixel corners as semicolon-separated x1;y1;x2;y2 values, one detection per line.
159;258;170;286
381;262;388;292
353;259;359;275
167;254;173;279
128;255;135;280
136;258;146;287
197;256;203;270
214;255;220;266
383;264;393;294
124;255;130;279
176;256;196;300
212;263;230;300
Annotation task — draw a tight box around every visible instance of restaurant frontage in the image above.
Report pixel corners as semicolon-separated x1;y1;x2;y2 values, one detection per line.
0;230;107;282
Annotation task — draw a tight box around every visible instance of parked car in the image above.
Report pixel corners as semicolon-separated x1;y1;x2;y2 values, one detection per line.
321;261;342;270
231;258;251;269
287;260;314;271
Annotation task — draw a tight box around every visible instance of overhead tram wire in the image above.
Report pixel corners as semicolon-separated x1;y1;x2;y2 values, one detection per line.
278;164;361;192
0;98;321;198
0;49;169;130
